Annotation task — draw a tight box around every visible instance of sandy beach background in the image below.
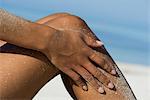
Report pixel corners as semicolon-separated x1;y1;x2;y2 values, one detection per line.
33;62;150;100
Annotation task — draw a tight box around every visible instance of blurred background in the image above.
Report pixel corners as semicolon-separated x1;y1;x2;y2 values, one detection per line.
1;0;150;100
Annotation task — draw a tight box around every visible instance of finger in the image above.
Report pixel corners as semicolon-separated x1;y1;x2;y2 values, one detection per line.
104;56;117;75
82;60;115;89
72;65;105;93
97;68;115;89
88;50;117;75
63;69;88;91
83;34;103;47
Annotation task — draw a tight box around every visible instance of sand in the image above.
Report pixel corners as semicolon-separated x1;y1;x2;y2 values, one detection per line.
33;62;150;100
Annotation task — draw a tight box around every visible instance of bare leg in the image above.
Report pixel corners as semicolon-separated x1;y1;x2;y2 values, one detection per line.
0;45;58;98
0;14;136;100
0;13;69;99
43;15;136;100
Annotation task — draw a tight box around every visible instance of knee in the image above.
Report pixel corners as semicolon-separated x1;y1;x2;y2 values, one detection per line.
57;14;86;28
44;13;87;30
62;14;84;24
55;12;71;16
54;12;82;20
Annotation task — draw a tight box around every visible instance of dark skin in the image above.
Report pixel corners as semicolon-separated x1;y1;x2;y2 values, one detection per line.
0;9;116;94
42;15;117;91
0;13;136;99
37;14;136;100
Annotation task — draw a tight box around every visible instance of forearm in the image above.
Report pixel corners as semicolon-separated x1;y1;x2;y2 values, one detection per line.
0;9;56;51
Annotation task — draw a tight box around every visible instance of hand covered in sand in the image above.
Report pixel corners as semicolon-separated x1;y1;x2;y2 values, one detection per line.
0;9;117;93
42;29;116;93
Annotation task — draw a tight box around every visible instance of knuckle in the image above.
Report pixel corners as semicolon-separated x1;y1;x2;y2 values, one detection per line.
90;51;98;58
103;63;109;70
90;53;96;59
102;57;108;61
85;37;96;46
102;55;108;61
74;75;80;80
84;74;94;82
101;57;113;70
105;56;114;65
95;70;103;78
89;50;97;59
84;62;92;67
75;79;83;85
95;69;109;84
71;76;82;85
73;76;82;83
99;74;109;84
99;58;105;65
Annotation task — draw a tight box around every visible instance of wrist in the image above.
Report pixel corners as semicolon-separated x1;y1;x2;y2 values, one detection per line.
31;23;58;52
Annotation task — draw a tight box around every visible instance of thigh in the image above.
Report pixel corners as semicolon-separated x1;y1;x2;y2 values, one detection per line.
0;44;58;98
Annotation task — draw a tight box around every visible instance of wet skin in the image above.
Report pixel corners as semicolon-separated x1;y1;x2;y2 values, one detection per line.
0;9;117;93
0;13;136;99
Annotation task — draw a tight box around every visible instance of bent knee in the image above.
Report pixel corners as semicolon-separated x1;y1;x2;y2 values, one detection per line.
46;12;82;20
60;15;84;25
45;14;86;30
54;12;71;16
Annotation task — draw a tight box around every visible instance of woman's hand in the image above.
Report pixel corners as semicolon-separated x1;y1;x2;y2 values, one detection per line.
41;29;116;93
0;9;116;93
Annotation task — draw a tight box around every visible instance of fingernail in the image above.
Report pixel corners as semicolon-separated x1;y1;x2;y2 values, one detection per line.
82;85;88;91
111;69;116;75
98;87;104;93
108;82;114;89
96;40;104;46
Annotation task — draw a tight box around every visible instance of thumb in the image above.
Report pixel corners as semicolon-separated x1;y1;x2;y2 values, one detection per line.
83;35;104;47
